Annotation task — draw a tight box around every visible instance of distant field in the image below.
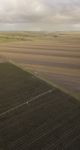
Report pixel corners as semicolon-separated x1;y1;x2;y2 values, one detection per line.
0;32;80;100
0;62;80;150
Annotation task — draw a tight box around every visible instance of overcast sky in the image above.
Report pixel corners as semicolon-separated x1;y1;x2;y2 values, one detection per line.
0;0;80;31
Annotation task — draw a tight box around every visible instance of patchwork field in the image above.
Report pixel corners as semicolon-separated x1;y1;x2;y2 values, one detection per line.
0;62;80;150
0;32;80;100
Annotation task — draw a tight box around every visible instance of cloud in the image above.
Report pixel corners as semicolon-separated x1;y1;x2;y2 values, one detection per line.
0;0;80;30
0;0;47;23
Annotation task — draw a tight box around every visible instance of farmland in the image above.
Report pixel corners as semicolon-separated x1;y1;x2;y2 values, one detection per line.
0;62;80;150
0;32;80;100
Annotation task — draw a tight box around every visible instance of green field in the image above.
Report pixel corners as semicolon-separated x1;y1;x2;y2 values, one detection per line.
0;62;80;150
0;32;57;43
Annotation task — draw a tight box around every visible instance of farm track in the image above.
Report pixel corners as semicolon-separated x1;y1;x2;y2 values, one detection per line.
0;89;53;118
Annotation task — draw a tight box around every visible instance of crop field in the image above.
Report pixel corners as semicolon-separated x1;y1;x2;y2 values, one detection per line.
0;62;80;150
0;32;80;100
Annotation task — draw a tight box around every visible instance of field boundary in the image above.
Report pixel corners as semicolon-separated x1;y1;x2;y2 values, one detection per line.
8;61;79;101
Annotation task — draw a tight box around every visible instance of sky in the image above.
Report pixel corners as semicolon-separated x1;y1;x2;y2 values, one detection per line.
0;0;80;31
